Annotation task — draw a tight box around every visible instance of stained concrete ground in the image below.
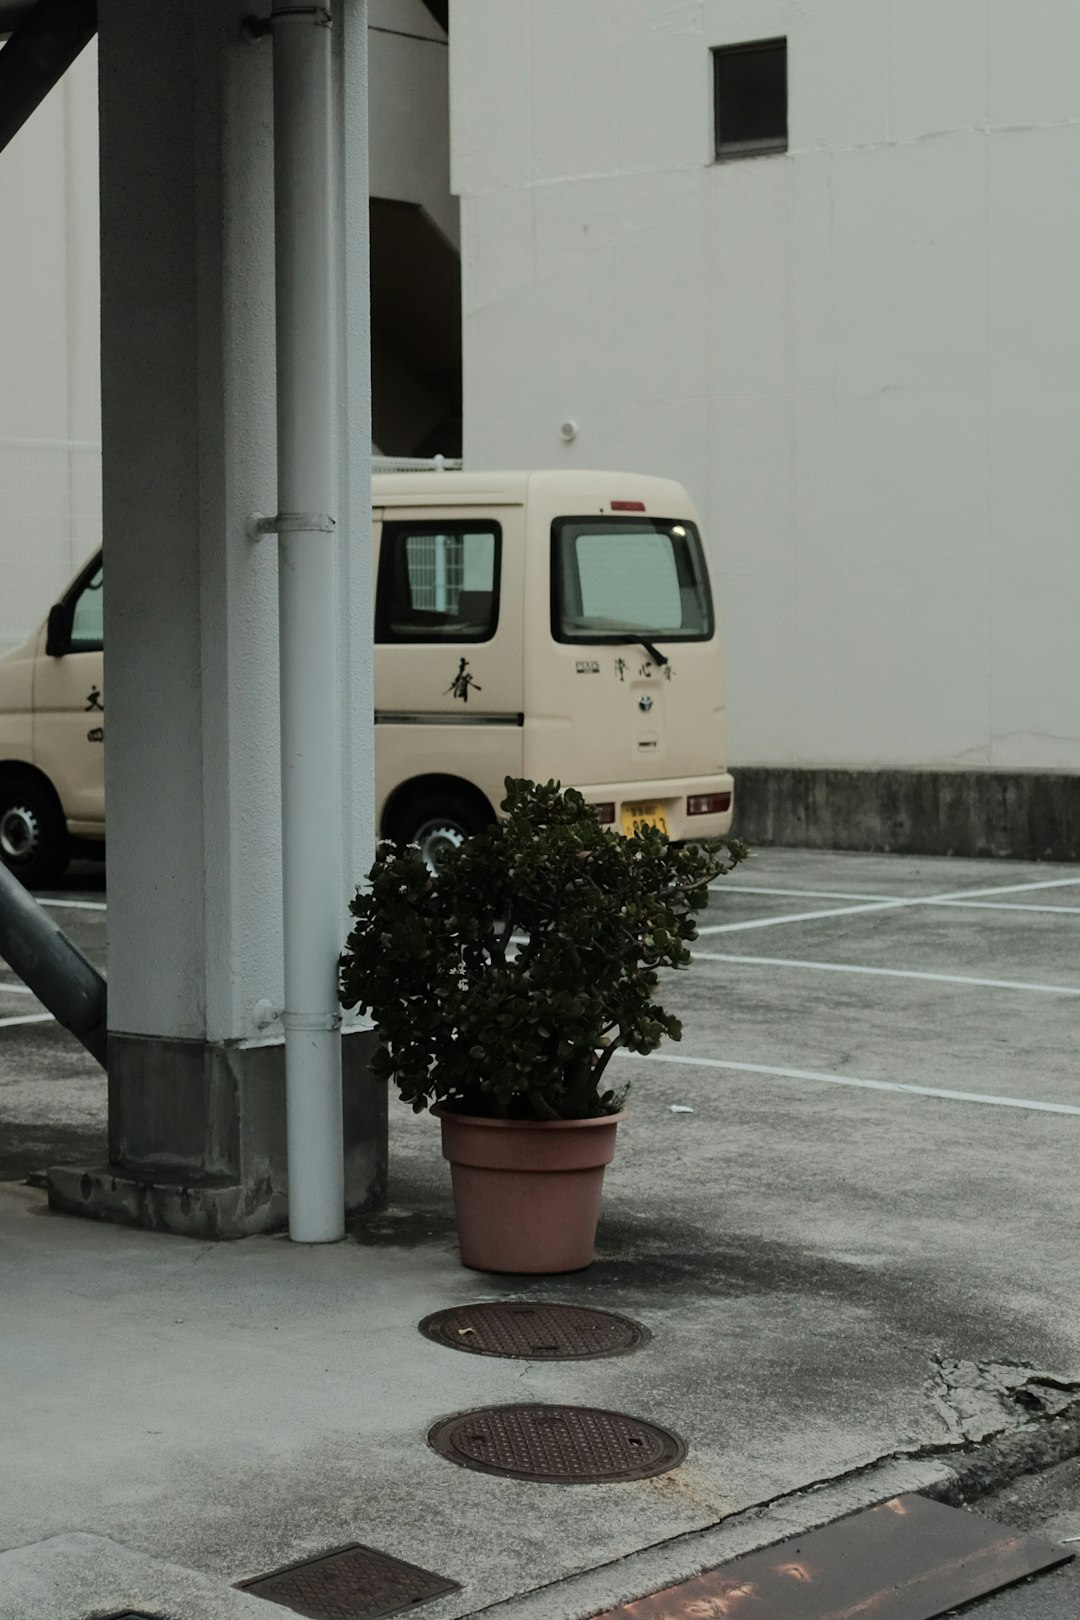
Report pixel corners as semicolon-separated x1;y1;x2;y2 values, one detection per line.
2;847;1080;1618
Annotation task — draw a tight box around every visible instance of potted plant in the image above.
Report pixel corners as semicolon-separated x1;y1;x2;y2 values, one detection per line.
339;778;747;1273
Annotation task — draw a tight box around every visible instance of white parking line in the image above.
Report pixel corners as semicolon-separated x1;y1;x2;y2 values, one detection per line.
691;950;1080;997
715;883;901;901
714;882;1080;914
0;982;35;996
697;899;907;934
0;1012;53;1028
935;876;1080;898
699;874;1080;935
929;899;1080;915
36;897;107;912
620;1050;1080;1117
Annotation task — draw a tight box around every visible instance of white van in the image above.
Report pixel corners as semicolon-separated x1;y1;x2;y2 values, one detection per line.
0;469;734;885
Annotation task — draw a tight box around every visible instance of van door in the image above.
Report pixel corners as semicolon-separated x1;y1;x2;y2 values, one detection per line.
373;503;525;851
32;555;106;834
539;512;719;783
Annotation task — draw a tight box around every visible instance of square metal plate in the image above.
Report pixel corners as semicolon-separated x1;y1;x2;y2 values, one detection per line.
237;1541;459;1620
590;1493;1074;1619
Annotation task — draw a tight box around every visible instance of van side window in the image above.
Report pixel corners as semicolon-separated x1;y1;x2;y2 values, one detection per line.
376;522;500;643
70;563;104;652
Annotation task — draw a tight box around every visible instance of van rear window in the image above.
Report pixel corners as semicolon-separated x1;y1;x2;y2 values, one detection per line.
376;521;501;643
552;517;713;643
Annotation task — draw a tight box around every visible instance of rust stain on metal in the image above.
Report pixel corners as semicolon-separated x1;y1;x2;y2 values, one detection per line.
419;1301;647;1360
428;1403;685;1483
589;1493;1073;1618
237;1541;459;1620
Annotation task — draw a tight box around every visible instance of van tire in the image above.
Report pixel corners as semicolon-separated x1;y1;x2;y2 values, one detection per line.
386;788;492;873
0;772;71;890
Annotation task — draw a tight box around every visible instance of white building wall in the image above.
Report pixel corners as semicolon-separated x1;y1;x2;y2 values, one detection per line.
0;39;101;654
452;0;1080;774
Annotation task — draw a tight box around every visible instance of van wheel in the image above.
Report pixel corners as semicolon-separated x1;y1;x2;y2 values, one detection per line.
387;791;491;875
0;773;70;889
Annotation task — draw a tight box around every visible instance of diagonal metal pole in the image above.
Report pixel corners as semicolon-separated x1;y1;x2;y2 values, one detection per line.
0;0;97;155
0;859;107;1065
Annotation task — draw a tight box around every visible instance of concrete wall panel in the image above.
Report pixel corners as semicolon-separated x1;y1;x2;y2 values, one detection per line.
829;135;987;399
987;0;1080;129
449;0;530;196
988;392;1080;770
787;0;888;153
887;0;986;143
615;0;709;174
527;0;620;184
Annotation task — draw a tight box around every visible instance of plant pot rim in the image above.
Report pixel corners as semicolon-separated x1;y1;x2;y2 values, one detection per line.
432;1106;627;1131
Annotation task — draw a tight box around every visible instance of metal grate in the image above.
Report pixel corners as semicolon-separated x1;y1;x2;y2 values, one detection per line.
428;1404;685;1484
419;1301;647;1360
237;1542;459;1620
588;1492;1075;1618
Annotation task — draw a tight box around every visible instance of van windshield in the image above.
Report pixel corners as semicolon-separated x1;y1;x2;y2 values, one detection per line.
552;517;713;643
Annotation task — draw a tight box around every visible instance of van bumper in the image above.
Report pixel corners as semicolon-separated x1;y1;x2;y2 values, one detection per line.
575;773;735;841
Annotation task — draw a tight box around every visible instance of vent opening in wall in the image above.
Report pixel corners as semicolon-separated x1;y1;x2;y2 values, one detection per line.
713;38;787;159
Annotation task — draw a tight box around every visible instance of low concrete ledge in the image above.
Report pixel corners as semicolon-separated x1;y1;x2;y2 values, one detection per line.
733;768;1080;862
46;1164;285;1239
47;1025;387;1239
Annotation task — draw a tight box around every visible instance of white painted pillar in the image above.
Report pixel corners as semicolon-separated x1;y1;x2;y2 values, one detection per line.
60;0;382;1239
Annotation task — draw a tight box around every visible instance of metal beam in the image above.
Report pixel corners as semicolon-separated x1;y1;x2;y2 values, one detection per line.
0;1;33;30
0;0;97;155
0;859;107;1067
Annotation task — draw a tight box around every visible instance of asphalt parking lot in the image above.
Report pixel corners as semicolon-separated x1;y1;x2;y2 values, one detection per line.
5;844;1080;1619
3;843;1080;1183
0;862;107;1180
653;843;1080;1120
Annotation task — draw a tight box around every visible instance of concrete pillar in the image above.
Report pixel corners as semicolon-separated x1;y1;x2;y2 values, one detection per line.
48;0;382;1237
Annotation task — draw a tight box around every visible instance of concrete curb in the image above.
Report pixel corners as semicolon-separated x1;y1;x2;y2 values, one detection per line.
453;1407;1080;1620
927;1406;1080;1508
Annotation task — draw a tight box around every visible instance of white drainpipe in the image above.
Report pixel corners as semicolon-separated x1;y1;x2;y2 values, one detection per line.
270;0;344;1242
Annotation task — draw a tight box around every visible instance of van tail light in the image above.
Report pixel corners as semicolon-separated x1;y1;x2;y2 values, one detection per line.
687;792;731;816
593;802;617;825
610;500;646;511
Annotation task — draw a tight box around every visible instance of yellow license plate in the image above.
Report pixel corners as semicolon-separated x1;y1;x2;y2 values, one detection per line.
621;802;669;838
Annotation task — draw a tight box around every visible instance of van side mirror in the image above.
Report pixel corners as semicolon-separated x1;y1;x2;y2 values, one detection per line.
46;603;73;657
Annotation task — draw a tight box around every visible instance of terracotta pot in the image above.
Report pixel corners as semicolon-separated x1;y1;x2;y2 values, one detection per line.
433;1108;626;1274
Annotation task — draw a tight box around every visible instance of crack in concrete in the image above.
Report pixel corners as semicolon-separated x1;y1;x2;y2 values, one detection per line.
926;1354;1080;1445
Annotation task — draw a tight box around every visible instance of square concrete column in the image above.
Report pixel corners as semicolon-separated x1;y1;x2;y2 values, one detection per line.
49;0;383;1237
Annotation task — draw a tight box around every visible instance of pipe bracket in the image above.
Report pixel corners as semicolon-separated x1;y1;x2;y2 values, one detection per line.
247;511;336;539
282;1010;343;1033
270;5;331;24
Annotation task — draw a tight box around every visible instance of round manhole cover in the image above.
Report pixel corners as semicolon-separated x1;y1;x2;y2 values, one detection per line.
419;1301;647;1360
427;1403;686;1483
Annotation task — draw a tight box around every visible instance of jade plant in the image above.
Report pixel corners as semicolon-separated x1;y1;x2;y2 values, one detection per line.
339;778;748;1121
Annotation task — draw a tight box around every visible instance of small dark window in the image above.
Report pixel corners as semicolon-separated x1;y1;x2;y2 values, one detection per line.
713;38;787;160
376;521;500;643
69;560;104;651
